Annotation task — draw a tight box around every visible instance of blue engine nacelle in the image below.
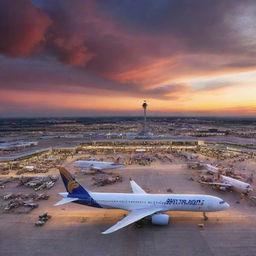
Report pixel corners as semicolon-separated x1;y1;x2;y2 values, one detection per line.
151;214;169;225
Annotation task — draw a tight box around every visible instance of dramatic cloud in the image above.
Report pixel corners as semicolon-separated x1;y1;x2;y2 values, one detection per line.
0;0;255;116
0;56;189;100
0;0;51;57
143;83;189;100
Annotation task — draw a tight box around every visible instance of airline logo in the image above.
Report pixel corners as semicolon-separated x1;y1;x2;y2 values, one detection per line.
60;167;79;193
67;180;79;193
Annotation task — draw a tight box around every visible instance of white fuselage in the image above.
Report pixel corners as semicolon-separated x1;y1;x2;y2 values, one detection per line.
63;192;229;212
221;175;252;193
206;164;253;193
206;164;218;173
74;160;125;170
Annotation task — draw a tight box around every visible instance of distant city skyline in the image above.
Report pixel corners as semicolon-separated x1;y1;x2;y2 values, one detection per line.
0;0;256;117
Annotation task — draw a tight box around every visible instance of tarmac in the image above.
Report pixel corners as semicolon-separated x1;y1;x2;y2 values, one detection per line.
0;164;256;256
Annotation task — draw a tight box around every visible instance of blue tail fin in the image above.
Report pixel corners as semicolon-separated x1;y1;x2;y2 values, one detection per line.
58;167;102;208
58;167;89;195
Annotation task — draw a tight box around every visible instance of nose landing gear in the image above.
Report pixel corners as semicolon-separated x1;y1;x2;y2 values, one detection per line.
203;212;208;221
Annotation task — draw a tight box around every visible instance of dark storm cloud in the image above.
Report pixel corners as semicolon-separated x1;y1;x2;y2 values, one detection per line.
35;0;97;67
0;0;256;100
36;0;156;73
96;0;256;53
7;0;254;69
0;0;51;57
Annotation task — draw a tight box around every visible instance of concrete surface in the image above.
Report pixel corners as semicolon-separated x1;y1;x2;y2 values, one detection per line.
0;164;256;256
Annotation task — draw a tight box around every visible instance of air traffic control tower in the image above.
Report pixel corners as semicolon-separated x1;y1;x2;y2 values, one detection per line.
136;100;153;137
136;100;155;138
142;100;148;135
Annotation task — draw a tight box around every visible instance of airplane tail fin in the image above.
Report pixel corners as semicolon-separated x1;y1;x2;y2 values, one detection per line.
114;157;121;164
58;167;90;195
57;167;102;208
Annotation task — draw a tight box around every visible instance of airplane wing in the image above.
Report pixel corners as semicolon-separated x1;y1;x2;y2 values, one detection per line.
80;168;90;173
91;166;103;171
200;181;232;187
130;180;147;194
102;207;162;234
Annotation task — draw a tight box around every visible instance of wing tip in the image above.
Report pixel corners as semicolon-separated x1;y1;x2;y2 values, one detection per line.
54;201;62;206
101;230;112;235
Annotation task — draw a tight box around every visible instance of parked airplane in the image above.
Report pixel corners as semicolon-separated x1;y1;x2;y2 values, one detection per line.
180;151;198;160
205;164;218;173
55;167;229;234
73;157;125;171
203;164;253;194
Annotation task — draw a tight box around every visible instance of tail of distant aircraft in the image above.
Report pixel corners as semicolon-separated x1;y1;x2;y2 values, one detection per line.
114;157;121;164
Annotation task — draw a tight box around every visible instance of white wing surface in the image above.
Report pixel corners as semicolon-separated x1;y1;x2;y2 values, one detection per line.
130;180;147;194
54;197;79;206
102;207;162;234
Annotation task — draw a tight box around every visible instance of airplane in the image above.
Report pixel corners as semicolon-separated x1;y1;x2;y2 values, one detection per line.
73;157;125;171
202;164;253;194
180;151;198;160
55;167;230;234
205;164;218;173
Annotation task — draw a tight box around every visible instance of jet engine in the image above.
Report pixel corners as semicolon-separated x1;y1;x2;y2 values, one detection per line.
151;214;169;225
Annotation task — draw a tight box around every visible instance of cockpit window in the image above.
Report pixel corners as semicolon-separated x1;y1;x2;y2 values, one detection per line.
246;185;251;188
219;201;225;204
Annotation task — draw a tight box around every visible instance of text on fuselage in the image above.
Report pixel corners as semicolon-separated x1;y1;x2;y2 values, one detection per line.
166;199;205;205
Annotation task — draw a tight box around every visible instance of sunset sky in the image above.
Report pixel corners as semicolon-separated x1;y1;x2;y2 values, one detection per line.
0;0;256;117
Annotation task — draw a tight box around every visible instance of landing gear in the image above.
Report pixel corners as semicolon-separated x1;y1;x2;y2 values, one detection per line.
134;217;150;228
203;212;208;221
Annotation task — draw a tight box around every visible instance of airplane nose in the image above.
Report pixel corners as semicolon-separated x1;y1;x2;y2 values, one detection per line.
224;202;230;209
